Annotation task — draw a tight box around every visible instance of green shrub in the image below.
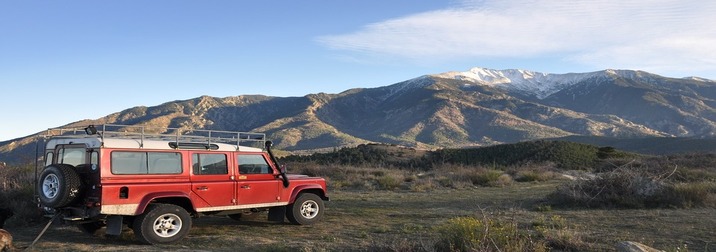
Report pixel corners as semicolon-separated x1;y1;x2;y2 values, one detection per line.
514;170;555;182
433;140;603;169
515;170;541;182
434;216;547;252
375;175;401;190
469;170;506;187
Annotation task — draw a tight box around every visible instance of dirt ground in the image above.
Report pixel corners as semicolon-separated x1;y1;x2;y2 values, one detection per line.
8;182;716;251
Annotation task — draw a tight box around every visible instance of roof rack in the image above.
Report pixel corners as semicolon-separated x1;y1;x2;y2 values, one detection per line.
44;124;266;150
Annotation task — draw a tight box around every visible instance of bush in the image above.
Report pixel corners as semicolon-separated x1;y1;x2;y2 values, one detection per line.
661;182;716;208
469;170;508;187
532;215;587;250
375;175;402;190
435;176;455;188
548;163;716;208
514;170;541;182
0;164;43;226
434;216;547;252
549;170;661;208
409;179;438;192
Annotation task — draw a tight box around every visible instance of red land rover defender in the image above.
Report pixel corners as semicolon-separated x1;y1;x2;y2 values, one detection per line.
37;124;328;244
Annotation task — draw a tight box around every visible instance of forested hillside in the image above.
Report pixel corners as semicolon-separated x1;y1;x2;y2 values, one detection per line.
281;140;634;170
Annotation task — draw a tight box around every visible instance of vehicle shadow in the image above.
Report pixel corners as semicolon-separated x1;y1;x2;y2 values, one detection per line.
12;213;295;251
193;214;287;227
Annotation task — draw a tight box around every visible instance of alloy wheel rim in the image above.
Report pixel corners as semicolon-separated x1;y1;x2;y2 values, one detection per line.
300;200;319;219
153;213;182;238
42;174;59;199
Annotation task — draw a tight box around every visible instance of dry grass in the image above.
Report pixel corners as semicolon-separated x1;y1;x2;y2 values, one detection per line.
433;216;549;252
6;181;713;251
0;165;43;226
4;158;715;251
548;160;716;209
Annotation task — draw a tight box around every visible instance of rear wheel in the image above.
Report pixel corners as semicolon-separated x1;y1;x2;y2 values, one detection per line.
286;193;324;225
132;204;192;244
38;164;83;208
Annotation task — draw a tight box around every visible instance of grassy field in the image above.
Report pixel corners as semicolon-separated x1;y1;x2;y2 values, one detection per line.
9;180;715;251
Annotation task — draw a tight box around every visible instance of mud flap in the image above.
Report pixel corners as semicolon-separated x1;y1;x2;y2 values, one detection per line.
105;215;124;236
268;206;286;222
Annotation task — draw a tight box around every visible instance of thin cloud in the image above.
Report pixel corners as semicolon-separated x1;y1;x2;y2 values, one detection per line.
317;0;716;75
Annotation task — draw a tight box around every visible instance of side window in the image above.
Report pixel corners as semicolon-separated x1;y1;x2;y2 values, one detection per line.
238;154;271;174
111;152;148;174
148;152;182;174
192;153;228;175
111;151;182;175
58;147;86;166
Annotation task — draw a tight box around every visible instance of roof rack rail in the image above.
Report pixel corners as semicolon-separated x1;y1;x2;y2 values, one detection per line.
44;124;267;150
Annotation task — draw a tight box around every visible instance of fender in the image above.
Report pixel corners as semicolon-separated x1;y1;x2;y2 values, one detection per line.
288;184;326;204
134;191;193;215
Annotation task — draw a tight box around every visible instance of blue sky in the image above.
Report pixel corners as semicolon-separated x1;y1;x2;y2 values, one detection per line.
2;0;715;141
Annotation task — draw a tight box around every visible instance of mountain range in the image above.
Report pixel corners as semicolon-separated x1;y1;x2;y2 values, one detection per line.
2;67;716;164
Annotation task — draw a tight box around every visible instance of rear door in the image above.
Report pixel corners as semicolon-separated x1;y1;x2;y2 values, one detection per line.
236;153;282;206
190;152;236;209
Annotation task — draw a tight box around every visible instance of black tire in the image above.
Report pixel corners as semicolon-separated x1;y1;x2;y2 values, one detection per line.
38;164;83;208
286;193;324;225
78;221;105;235
228;213;242;221
132;204;192;245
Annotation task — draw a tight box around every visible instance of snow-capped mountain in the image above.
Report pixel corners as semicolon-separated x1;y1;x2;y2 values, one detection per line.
430;67;712;99
3;67;716;164
431;67;597;99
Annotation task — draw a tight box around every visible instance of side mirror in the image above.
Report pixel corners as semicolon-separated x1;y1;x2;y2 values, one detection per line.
84;125;98;135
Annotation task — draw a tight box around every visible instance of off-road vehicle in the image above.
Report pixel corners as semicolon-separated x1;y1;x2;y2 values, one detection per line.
36;124;328;244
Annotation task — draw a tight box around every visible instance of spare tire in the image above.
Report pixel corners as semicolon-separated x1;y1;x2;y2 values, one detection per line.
38;164;83;208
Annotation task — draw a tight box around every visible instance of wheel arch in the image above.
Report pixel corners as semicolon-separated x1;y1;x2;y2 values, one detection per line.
288;185;328;204
135;192;195;215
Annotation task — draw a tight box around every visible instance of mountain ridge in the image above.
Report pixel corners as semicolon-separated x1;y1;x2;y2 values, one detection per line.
2;67;716;164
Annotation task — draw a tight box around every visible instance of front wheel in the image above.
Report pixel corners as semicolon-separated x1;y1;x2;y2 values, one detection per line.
132;204;192;244
286;193;324;225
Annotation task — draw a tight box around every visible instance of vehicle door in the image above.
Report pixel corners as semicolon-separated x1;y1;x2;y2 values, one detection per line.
236;153;281;206
190;152;236;208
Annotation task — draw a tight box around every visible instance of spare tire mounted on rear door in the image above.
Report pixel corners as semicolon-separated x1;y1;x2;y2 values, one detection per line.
38;164;83;208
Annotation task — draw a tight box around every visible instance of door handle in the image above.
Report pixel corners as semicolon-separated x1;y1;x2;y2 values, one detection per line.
196;186;208;191
241;185;251;189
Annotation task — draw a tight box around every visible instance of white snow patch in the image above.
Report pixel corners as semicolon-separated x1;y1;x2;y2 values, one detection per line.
432;67;607;99
683;76;715;82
